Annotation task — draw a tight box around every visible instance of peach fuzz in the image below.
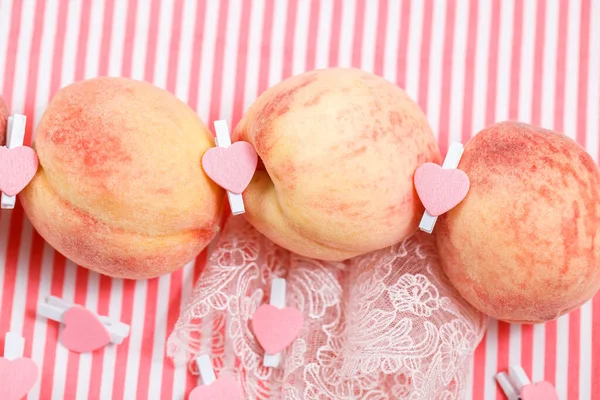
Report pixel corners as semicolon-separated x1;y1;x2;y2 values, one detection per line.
436;122;600;323
234;68;440;260
21;77;223;279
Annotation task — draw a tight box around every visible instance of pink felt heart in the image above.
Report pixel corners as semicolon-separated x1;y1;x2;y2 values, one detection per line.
60;306;111;353
202;141;258;194
0;357;39;400
251;305;303;355
521;381;559;400
188;376;243;400
414;162;470;216
0;146;39;196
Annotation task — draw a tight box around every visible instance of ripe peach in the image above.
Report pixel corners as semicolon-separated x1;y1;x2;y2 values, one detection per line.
436;122;600;323
234;68;440;260
0;95;7;144
21;77;223;279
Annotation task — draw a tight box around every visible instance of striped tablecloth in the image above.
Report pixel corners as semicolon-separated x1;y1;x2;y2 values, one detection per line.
0;0;598;399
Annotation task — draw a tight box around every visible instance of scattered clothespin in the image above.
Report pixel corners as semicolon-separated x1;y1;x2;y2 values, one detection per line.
0;332;38;400
251;278;303;368
0;114;38;209
3;332;25;361
201;120;258;215
188;355;243;400
38;296;129;353
416;141;469;233
496;366;528;400
496;366;559;400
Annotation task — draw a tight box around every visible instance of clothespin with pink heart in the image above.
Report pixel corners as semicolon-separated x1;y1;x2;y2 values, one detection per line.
0;332;38;400
251;278;304;368
38;296;130;353
496;365;559;400
0;114;39;209
202;120;258;215
188;355;243;400
415;141;470;233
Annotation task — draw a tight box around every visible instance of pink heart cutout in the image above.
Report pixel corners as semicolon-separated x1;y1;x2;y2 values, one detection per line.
251;305;303;355
0;146;39;196
188;376;243;400
521;381;559;400
414;162;470;216
202;141;258;194
0;357;38;400
60;306;111;353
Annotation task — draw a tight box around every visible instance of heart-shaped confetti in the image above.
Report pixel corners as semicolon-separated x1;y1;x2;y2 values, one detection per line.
188;376;243;400
521;381;559;400
414;162;470;216
251;305;303;355
0;357;38;400
202;141;258;194
60;306;111;353
0;146;38;196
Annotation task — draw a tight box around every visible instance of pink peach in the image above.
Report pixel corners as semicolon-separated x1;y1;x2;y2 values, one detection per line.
0;95;7;145
234;68;440;260
21;78;224;279
436;122;600;323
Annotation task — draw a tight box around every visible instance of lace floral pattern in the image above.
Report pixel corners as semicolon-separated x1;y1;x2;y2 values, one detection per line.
167;218;487;399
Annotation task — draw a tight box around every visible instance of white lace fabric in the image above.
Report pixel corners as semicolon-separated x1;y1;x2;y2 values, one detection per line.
167;217;487;399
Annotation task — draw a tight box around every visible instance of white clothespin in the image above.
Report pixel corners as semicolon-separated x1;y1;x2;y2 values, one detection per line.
37;296;130;344
213;120;245;215
1;114;26;209
0;332;38;400
495;365;531;400
3;332;25;360
189;355;243;399
263;278;286;368
196;355;216;385
509;366;532;393
419;141;464;233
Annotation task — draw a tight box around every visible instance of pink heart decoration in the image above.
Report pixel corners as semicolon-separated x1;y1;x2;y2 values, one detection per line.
0;357;38;400
188;376;243;400
251;305;303;355
521;381;559;400
202;141;258;194
60;306;111;353
413;162;470;216
0;146;39;196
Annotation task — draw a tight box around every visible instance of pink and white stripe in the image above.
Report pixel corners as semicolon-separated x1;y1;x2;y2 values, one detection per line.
0;1;598;398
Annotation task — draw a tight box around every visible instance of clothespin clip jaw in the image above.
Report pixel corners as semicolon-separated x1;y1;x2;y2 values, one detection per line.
417;141;467;233
37;296;130;345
